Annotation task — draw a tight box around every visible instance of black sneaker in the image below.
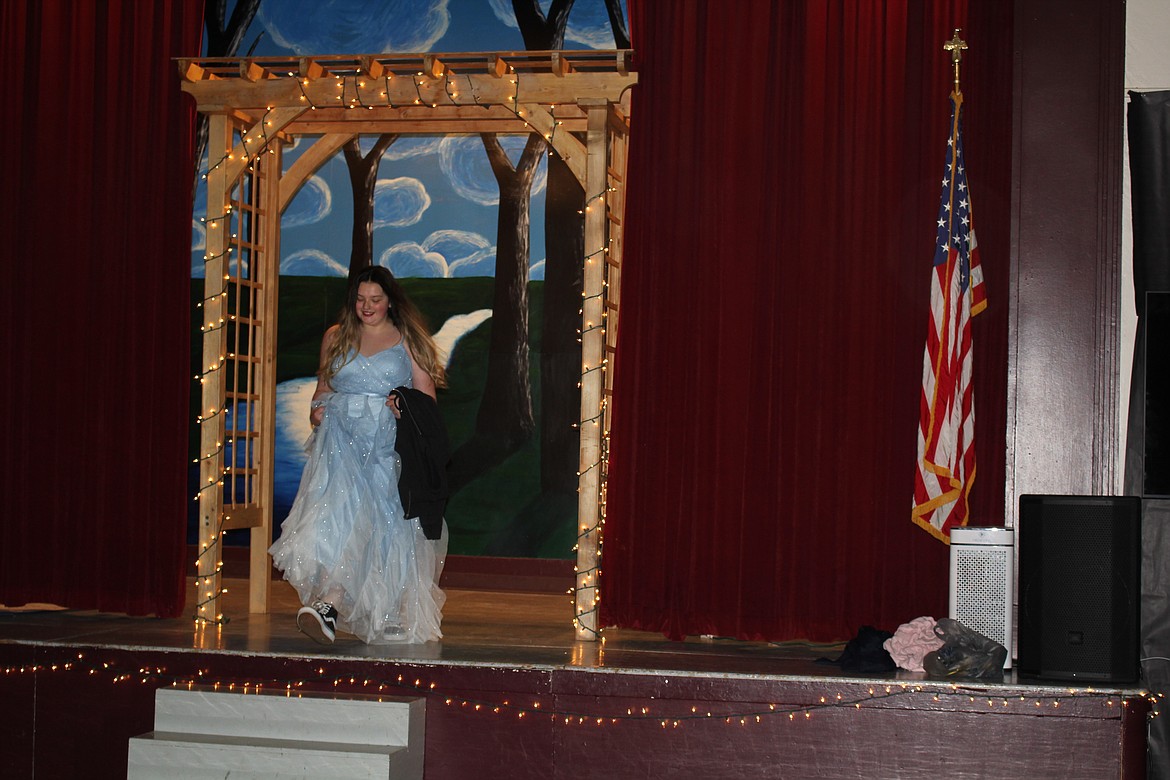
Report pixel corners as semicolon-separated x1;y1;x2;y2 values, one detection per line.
297;600;338;644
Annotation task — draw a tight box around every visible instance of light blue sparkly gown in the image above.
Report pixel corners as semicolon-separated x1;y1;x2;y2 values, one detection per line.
269;342;446;644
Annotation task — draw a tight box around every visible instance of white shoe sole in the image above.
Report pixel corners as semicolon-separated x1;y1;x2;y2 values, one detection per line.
297;607;336;644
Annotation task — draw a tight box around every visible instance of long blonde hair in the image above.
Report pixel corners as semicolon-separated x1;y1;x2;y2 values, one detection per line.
320;265;447;388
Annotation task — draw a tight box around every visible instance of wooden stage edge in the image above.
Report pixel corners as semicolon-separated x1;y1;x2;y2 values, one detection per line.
1;577;1152;780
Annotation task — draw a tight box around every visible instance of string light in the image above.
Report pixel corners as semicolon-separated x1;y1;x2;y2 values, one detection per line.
7;657;1152;728
443;71;459;105
295;76;318;109
195;136;276;627
575;229;616;640
464;73;487;109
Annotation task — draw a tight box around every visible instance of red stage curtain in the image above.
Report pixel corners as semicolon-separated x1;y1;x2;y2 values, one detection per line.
0;0;202;617
603;1;1012;641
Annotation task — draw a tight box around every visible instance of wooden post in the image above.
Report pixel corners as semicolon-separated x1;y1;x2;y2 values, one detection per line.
575;102;609;640
250;140;282;613
196;113;231;625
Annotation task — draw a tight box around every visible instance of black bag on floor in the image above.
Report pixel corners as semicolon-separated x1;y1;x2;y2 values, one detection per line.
923;618;1007;681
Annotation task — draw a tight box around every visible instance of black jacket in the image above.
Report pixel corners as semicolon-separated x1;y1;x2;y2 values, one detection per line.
391;387;450;540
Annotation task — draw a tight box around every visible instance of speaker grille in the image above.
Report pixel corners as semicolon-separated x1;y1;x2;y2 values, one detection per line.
953;547;1010;647
1037;507;1114;673
1017;495;1141;682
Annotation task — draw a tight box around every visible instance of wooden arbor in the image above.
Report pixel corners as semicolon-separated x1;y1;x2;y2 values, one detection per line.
180;51;636;640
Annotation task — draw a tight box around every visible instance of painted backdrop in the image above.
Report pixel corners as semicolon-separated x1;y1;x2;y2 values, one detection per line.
190;0;628;558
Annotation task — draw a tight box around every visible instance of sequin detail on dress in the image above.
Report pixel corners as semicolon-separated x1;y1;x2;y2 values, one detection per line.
269;342;446;643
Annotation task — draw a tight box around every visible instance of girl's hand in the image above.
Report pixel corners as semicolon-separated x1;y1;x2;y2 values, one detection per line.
387;393;402;419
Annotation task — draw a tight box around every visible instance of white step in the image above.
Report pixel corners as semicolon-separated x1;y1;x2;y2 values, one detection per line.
151;687;423;746
127;687;424;779
127;731;408;779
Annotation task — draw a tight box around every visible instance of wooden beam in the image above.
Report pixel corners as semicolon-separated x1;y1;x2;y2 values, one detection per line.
615;50;630;76
298;58;325;79
183;71;637;113
182;61;207;82
241;60;269;82
222;106;307;184
284;103;588;135
278;133;355;213
361;56;385;80
289;104;556;122
517;103;587;184
423;55;446;79
608;102;631;135
551;52;574;76
180;50;635;85
291;118;584;135
220;506;263;531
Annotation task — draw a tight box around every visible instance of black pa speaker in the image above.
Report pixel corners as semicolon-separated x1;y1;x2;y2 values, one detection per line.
1017;494;1141;683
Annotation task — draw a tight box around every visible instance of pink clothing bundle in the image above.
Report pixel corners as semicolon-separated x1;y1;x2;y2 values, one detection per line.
883;616;946;672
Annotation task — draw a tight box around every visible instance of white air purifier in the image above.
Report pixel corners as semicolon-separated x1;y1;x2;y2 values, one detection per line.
949;526;1014;669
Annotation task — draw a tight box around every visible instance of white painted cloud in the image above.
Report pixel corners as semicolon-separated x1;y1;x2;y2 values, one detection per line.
191;220;207;278
258;0;450;54
192;175;207;225
383;136;445;161
373;177;431;228
380;242;450;278
282;175;333;228
424;229;491;260
429;230;496;277
282;248;347;276
192;219;206;252
448;247;497;277
379;229;499;278
439;135;547;206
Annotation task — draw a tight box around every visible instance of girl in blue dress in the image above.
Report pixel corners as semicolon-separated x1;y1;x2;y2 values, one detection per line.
270;265;448;644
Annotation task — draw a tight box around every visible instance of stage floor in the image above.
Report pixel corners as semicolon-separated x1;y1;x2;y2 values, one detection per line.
6;575;1160;695
1;577;851;680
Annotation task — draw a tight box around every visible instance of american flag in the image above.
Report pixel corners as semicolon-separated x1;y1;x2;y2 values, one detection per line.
912;92;987;543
